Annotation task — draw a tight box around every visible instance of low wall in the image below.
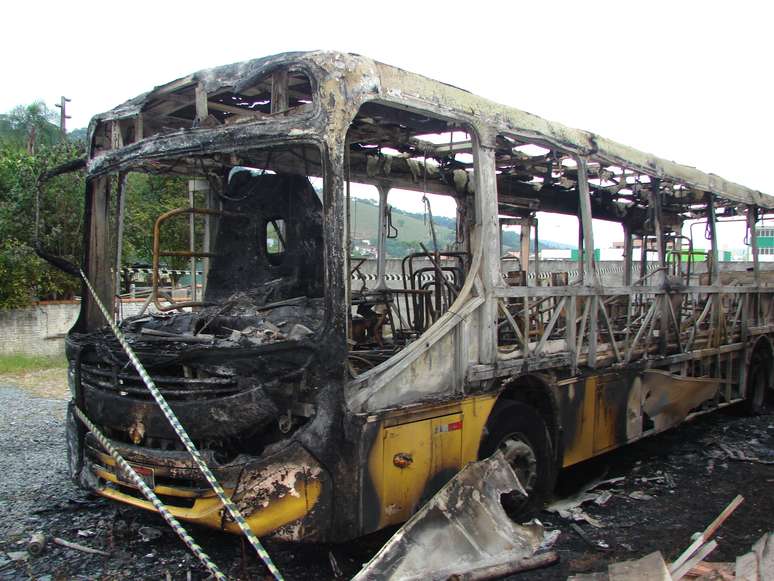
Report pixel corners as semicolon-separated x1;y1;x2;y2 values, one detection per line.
0;302;80;357
0;300;157;358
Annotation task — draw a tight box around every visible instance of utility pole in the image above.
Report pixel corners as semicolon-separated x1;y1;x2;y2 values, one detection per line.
55;96;71;136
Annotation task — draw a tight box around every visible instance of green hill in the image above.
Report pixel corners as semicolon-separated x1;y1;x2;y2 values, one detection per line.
349;198;454;244
348;197;572;257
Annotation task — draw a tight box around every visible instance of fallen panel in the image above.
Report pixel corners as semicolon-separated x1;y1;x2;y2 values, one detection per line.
641;370;720;431
352;451;547;581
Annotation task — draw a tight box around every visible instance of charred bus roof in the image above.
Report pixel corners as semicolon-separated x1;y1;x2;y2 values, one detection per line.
85;50;774;219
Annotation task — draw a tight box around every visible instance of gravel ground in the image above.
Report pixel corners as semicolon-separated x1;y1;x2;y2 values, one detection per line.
0;380;772;580
0;386;69;541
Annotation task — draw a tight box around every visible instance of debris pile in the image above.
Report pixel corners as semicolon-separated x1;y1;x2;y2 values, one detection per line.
547;455;773;580
121;295;322;350
546;475;626;528
567;528;774;581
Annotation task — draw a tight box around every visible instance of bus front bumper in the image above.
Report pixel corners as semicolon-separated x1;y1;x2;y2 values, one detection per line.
78;430;331;541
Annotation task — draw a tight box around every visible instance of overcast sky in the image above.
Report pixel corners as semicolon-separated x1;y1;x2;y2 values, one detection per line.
3;1;771;249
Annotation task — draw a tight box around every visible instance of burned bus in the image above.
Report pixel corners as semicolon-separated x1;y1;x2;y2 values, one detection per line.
56;51;774;542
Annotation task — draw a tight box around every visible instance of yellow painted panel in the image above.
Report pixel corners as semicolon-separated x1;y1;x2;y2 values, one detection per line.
94;473;321;537
594;380;618;453
365;394;499;529
430;414;463;476
562;377;596;467
381;419;432;524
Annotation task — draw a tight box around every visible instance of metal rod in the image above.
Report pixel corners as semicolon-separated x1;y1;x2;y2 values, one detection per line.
534;297;566;356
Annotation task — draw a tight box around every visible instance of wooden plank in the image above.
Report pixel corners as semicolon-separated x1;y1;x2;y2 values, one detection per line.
703;495;745;539
608;551;670;581
686;561;734;580
671;540;718;580
669;495;744;575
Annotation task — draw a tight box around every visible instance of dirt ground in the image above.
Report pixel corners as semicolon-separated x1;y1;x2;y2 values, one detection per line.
0;376;772;580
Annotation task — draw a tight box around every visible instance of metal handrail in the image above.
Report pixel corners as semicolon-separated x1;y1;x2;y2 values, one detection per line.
151;207;245;312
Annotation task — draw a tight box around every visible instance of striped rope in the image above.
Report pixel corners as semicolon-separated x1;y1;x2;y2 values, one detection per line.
73;406;227;580
124;262;661;281
352;272;456;282
80;270;285;581
123;267;203;276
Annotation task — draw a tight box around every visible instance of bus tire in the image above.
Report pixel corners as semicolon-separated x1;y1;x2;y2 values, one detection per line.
745;352;770;415
479;401;556;520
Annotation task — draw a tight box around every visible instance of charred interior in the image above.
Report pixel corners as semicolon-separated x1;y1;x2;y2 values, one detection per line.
68;145;333;471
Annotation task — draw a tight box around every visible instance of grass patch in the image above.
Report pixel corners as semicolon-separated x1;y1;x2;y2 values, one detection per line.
0;354;67;374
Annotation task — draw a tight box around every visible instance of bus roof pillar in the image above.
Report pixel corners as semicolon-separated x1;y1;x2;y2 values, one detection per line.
472;130;499;365
576;157;597;287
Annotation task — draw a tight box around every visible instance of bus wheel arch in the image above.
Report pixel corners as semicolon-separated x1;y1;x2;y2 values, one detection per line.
497;374;561;451
746;337;773;414
478;375;560;518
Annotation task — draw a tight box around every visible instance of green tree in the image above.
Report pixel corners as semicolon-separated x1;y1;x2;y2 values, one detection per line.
0;102;201;308
0;239;75;308
123;173;195;270
0;102;62;153
0;101;85;307
0;142;86;305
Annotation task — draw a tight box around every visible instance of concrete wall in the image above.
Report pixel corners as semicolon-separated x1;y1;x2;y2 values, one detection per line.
0;302;80;357
0;300;156;358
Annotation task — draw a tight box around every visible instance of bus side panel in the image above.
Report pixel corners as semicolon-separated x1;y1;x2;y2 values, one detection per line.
560;372;639;466
559;377;597;467
360;395;497;533
560;368;723;468
593;373;635;454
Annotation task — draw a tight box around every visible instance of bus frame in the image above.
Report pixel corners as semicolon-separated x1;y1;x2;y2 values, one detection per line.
57;51;774;543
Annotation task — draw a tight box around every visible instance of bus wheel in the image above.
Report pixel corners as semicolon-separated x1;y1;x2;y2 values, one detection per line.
745;353;770;415
480;401;556;519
